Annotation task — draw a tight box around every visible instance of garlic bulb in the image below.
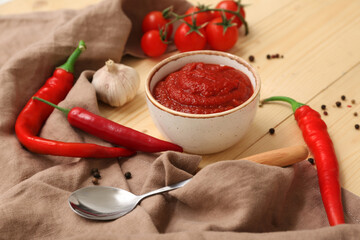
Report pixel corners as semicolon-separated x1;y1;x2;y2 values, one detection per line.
92;59;140;107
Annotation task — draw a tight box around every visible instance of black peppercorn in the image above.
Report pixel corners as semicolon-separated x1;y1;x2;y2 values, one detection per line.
336;101;341;107
269;128;275;135
93;172;101;179
355;124;359;130
354;112;358;117
92;178;99;185
266;54;271;59
249;55;255;62
125;172;132;179
307;157;315;165
321;104;326;110
341;95;346;101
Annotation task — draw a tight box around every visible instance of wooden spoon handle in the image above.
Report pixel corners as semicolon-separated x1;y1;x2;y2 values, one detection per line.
244;145;309;167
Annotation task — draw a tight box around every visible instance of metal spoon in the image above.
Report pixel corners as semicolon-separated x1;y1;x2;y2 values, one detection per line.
68;178;191;221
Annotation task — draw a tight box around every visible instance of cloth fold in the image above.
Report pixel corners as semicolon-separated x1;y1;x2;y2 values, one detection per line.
0;0;359;239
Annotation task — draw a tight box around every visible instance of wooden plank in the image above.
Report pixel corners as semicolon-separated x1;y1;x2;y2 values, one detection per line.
241;62;360;196
199;0;360;164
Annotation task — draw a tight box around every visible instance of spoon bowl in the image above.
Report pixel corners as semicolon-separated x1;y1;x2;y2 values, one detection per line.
68;178;191;221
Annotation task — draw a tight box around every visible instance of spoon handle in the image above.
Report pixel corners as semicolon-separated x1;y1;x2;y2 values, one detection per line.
140;178;192;199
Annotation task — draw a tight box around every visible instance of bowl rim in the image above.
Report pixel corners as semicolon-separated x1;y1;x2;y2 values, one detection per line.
145;50;261;119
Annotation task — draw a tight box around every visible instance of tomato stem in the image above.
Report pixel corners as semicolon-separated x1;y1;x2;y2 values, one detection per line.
159;28;170;44
216;11;237;35
162;6;173;19
167;8;249;35
182;17;207;37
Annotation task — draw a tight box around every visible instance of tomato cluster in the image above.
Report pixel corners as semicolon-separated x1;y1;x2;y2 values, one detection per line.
141;0;247;57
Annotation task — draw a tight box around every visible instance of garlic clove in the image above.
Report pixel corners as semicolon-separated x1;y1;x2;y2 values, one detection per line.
92;59;140;107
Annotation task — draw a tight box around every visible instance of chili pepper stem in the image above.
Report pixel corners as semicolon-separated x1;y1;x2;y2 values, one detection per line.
32;96;70;115
261;96;305;112
57;40;86;73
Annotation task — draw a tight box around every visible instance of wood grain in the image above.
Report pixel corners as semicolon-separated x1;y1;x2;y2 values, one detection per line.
244;145;309;167
1;0;359;196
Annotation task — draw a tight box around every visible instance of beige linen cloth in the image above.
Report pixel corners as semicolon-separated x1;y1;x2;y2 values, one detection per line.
0;0;359;239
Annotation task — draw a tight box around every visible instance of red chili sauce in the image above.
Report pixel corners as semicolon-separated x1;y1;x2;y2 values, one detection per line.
153;62;254;114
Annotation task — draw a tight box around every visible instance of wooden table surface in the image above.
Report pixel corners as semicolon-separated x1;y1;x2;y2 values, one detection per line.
1;0;360;197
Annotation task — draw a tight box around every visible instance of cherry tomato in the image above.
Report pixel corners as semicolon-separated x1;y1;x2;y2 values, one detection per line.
205;17;238;51
174;23;207;52
213;0;246;28
142;11;173;39
184;6;213;26
141;30;167;57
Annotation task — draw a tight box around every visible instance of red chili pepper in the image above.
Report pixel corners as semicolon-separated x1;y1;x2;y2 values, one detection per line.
262;96;345;226
15;41;134;158
32;97;183;153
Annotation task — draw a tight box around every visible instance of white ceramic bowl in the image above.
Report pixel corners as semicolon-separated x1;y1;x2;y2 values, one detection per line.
145;50;261;154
